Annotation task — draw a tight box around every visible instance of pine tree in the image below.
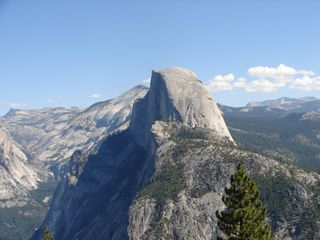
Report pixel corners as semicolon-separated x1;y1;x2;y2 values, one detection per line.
43;225;54;240
216;164;271;240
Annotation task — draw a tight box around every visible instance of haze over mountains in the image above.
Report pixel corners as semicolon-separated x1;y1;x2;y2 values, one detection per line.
0;67;320;240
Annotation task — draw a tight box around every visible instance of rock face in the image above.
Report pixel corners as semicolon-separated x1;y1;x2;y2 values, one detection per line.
33;130;151;240
34;67;320;240
0;127;41;207
130;67;234;146
34;85;148;165
301;111;320;121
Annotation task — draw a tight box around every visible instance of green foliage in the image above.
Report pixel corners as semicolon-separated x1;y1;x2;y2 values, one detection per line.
171;127;219;159
43;225;54;240
139;164;185;203
176;127;210;140
253;175;296;222
216;164;271;240
257;177;320;238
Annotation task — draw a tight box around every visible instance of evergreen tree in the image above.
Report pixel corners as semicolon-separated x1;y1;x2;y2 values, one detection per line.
216;164;271;240
43;225;54;240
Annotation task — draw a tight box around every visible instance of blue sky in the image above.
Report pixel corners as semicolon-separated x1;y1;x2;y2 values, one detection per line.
1;0;320;115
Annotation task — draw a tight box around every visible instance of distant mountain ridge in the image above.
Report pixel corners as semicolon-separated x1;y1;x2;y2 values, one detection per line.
220;96;320;118
0;85;148;205
0;85;148;240
246;96;319;109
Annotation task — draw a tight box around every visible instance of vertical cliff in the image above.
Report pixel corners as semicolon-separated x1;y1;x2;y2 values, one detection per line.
130;67;234;147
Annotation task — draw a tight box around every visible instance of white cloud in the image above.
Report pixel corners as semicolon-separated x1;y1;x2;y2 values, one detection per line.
90;93;102;99
47;97;62;103
207;81;233;92
10;102;27;108
207;64;319;93
233;78;247;88
212;73;235;82
207;74;235;92
248;64;314;77
299;70;315;76
207;76;246;92
290;76;320;91
143;78;151;84
245;79;277;92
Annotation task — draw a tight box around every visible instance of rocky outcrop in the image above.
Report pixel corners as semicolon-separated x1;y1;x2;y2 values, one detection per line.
301;111;320;121
130;67;234;147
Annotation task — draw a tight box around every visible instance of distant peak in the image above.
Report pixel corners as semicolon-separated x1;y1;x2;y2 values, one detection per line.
5;108;19;117
115;85;149;100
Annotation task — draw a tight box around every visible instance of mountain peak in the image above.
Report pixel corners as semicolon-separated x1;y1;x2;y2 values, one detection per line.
153;67;199;82
5;108;19;117
130;67;235;146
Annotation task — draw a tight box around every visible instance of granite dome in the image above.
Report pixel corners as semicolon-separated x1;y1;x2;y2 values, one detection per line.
130;67;235;146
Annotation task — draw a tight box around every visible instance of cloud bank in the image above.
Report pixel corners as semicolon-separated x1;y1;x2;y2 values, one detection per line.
207;64;320;93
